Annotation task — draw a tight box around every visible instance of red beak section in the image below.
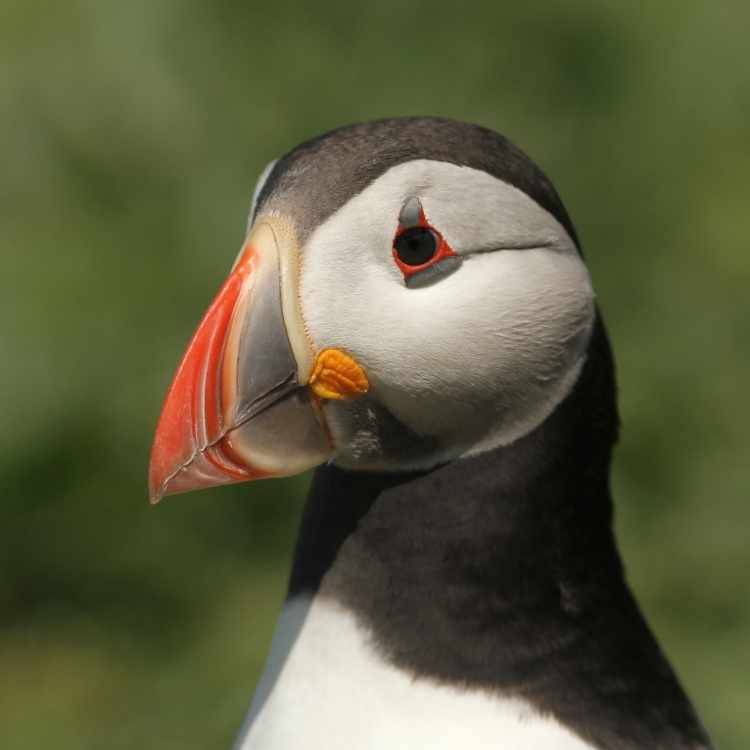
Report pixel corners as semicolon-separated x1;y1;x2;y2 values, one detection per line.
149;219;332;503
148;245;263;502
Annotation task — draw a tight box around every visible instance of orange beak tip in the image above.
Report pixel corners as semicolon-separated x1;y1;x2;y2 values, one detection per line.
149;218;336;501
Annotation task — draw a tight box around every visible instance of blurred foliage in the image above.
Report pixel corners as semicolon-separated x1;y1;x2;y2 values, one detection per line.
1;0;748;747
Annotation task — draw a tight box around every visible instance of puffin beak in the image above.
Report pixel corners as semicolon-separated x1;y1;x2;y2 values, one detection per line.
148;217;368;503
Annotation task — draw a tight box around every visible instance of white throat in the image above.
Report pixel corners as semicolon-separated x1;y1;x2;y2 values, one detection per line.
235;595;597;750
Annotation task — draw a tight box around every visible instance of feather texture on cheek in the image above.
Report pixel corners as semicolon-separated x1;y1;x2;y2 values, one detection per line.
298;160;595;470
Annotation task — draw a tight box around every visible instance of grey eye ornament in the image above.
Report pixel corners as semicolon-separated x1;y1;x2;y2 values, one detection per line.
392;196;462;287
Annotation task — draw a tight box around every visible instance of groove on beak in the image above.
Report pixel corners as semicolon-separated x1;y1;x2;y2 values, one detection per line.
148;218;332;503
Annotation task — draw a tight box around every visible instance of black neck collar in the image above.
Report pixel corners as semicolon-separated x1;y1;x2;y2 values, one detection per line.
287;316;710;750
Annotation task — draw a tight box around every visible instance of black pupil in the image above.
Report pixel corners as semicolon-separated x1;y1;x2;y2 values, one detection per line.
394;227;438;266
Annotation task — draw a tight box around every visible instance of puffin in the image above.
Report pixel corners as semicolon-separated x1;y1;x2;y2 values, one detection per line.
149;117;713;750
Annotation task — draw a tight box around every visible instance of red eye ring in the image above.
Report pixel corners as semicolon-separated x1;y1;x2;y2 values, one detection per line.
394;226;440;267
392;207;456;280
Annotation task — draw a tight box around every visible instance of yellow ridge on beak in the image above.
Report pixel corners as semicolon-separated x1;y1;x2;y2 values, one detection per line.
309;349;369;400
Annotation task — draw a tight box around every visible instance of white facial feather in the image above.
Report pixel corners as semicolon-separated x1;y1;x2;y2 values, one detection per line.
247;159;278;232
298;160;594;470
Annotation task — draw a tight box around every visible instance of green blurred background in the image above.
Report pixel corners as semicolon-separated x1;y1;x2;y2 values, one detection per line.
1;0;748;747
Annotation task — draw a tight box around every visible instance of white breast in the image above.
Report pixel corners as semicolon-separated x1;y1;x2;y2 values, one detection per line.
234;595;597;750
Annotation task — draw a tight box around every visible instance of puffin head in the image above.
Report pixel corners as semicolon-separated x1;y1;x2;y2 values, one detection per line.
149;118;595;502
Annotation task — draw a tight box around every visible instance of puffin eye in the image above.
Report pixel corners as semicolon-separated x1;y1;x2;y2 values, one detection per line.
393;227;439;267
